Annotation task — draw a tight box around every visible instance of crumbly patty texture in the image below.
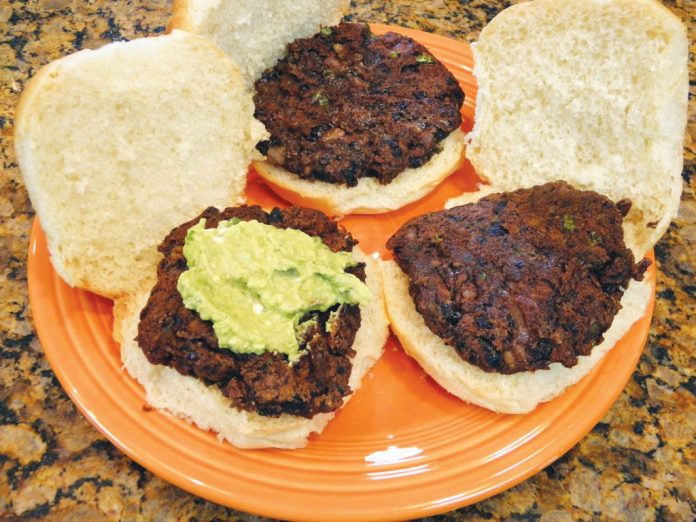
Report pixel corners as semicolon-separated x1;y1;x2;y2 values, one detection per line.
387;182;650;374
137;205;364;418
253;22;464;186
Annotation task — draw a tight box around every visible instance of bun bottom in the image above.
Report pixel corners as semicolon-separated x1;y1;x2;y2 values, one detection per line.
253;129;465;216
381;260;652;414
114;249;388;449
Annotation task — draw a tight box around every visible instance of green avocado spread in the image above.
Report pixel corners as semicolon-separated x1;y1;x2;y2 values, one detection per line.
176;218;371;363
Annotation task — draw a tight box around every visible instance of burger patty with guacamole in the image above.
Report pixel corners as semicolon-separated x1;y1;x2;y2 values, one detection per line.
137;205;370;418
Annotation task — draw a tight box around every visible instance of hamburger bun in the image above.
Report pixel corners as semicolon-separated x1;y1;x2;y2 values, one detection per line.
169;0;349;83
15;31;262;299
382;0;687;413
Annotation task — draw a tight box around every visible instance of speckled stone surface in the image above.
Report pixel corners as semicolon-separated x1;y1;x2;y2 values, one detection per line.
0;0;694;520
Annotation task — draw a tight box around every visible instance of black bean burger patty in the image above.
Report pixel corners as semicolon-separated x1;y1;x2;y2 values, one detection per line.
253;22;464;186
387;182;650;374
137;205;364;418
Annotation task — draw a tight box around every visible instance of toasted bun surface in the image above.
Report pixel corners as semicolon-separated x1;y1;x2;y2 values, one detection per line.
381;260;652;413
114;249;388;449
169;0;349;83
15;31;262;299
462;0;688;259
254;129;466;216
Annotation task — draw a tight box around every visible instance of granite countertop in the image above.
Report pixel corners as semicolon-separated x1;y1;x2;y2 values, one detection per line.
1;0;694;520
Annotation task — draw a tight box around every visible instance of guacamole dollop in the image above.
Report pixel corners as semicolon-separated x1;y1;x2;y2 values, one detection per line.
176;218;371;362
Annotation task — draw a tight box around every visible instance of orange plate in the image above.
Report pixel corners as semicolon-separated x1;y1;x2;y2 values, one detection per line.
27;25;655;521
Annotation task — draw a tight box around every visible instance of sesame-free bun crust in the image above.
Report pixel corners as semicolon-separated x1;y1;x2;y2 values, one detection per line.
15;31;262;300
460;0;688;259
381;260;652;414
169;0;349;83
254;129;466;216
114;249;388;449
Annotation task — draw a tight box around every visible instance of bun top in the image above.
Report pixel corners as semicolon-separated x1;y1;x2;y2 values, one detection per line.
170;0;349;82
461;0;688;259
15;30;262;299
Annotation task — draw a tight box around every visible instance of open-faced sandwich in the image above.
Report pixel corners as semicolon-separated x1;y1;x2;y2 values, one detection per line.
382;0;688;413
170;1;466;215
251;22;466;215
115;205;386;448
